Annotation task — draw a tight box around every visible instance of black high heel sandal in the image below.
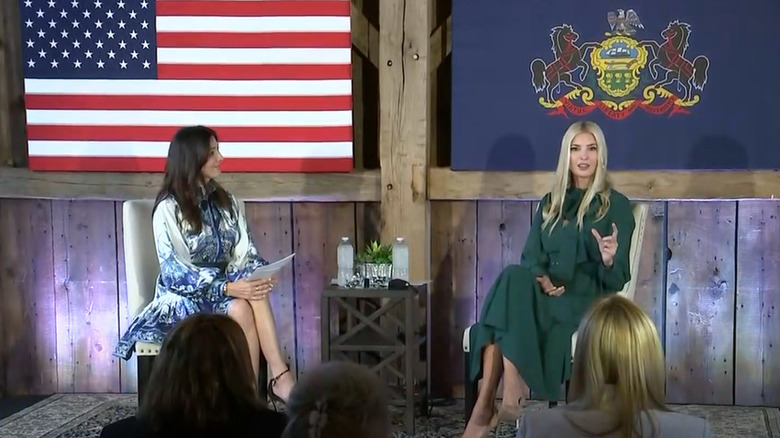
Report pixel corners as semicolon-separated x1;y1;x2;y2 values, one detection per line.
267;365;291;411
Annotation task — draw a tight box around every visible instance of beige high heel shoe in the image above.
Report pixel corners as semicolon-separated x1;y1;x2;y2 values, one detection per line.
497;396;525;429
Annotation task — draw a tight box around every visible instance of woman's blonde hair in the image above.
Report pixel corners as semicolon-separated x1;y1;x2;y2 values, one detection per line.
542;121;612;232
566;295;670;437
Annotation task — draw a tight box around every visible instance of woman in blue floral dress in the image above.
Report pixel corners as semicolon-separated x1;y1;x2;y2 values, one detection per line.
113;125;296;403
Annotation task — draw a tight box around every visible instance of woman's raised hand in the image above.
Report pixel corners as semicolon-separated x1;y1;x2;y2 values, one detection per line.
226;275;278;300
591;223;618;267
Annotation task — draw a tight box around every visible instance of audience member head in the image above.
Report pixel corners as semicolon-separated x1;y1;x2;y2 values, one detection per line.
136;313;264;433
567;295;668;436
281;361;390;438
155;125;232;232
544;120;612;231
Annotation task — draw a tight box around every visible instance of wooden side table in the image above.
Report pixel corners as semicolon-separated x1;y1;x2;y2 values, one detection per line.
321;284;430;436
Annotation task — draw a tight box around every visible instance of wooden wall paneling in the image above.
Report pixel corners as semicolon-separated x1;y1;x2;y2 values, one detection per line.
0;206;4;397
632;202;667;337
351;0;365;170
429;0;452;167
0;0;12;166
350;0;379;170
735;200;780;407
0;168;382;202
428;168;780;200
352;45;365;169
52;201;121;393
474;200;533;398
665;202;736;405
292;203;356;376
244;203;297;380
0;202;10;397
355;202;381;249
430;201;477;397
114;202;137;393
1;0;27;166
0;200;57;395
475;201;533;315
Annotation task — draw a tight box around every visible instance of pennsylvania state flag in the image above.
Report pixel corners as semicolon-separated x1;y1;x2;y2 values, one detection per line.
451;1;780;171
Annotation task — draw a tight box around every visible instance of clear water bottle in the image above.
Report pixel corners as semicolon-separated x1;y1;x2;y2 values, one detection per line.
336;237;354;287
392;237;409;281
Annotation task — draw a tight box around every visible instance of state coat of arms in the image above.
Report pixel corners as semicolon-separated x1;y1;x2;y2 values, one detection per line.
529;10;710;119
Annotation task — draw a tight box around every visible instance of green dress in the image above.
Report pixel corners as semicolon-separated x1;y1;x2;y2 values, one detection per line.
468;187;636;401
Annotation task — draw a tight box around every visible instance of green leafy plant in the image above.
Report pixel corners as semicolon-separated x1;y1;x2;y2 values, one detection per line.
356;240;393;264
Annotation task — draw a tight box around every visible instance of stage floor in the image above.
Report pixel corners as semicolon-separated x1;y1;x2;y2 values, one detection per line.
0;393;777;437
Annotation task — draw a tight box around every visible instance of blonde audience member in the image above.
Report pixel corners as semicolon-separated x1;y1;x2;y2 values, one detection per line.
281;361;391;438
517;295;712;437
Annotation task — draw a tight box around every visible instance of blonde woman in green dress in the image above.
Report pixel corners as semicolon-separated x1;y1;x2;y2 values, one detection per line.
462;121;636;438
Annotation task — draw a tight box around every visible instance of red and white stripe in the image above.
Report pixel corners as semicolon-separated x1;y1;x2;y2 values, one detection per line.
26;0;353;172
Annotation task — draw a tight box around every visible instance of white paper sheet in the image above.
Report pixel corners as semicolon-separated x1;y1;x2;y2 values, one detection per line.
246;253;295;280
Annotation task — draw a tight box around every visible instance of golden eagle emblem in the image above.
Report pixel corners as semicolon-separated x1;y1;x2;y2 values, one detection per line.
606;9;644;36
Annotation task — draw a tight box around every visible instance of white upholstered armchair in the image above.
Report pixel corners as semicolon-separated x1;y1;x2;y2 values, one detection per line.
460;202;650;420
122;199;268;403
122;199;163;403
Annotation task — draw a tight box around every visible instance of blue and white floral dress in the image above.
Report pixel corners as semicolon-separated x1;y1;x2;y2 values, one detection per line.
113;189;268;361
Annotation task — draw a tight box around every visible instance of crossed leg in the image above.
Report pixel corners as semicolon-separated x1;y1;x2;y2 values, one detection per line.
248;298;296;401
227;298;261;378
502;356;529;406
463;343;528;438
463;344;502;438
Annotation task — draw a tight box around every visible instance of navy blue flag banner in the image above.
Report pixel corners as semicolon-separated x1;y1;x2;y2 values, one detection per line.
451;1;780;171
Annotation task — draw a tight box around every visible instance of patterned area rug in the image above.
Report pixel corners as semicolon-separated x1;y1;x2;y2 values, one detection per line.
0;394;778;438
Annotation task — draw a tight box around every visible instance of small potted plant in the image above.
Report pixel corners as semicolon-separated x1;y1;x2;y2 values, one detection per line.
356;240;393;287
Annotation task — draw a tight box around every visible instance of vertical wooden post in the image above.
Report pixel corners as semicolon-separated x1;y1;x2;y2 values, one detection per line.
0;0;27;167
0;0;14;166
379;0;431;282
351;0;365;170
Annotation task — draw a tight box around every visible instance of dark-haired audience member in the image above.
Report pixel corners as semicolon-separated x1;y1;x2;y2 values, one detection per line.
281;361;391;438
100;313;287;438
517;295;712;438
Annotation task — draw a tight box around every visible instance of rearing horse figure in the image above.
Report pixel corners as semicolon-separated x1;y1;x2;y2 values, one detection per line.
530;25;595;103
642;21;709;101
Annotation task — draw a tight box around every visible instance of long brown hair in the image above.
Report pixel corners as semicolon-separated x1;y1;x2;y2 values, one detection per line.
154;125;233;232
137;313;265;433
565;295;670;437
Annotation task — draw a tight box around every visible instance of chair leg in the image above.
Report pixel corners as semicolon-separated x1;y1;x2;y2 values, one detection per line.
137;355;156;408
258;353;269;401
464;350;478;423
548;379;571;408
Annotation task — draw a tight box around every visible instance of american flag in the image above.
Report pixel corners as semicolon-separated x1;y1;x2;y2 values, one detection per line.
19;0;353;172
